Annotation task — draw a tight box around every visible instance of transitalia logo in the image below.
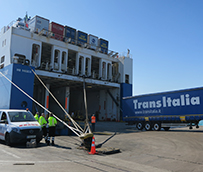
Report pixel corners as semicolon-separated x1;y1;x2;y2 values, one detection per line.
133;94;200;110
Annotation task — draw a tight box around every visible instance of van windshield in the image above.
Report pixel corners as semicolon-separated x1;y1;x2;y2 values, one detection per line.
8;112;36;122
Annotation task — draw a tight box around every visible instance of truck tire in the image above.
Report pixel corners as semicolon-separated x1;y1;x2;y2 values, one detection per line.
153;123;161;131
145;122;152;131
137;122;143;130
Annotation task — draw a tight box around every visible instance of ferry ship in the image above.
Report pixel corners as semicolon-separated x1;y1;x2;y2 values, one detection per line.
0;14;133;126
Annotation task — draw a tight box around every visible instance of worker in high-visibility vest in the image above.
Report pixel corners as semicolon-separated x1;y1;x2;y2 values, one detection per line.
34;112;39;121
47;112;57;146
91;114;96;132
39;113;48;143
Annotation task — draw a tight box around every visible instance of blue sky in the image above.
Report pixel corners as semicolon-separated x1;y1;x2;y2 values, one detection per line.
0;0;203;96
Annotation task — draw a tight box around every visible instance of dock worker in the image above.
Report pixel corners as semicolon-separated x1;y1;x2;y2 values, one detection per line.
47;112;57;146
39;113;48;143
91;114;96;132
34;112;39;121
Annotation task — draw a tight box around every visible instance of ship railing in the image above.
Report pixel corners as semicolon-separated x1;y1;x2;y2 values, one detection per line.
119;51;132;59
36;62;120;83
34;29;120;59
0;20;15;36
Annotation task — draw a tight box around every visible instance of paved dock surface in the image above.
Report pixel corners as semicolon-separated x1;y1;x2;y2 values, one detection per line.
0;122;203;172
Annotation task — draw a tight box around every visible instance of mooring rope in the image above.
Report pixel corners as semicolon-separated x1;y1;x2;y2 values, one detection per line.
30;68;84;132
31;68;92;135
83;77;92;133
0;70;82;137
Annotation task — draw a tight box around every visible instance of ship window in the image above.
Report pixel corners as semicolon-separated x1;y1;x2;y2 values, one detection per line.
125;74;129;84
102;62;106;79
107;63;111;81
61;51;67;71
31;44;40;67
79;56;84;75
67;50;76;75
0;64;4;69
54;50;59;63
91;56;99;79
1;56;5;63
62;52;66;64
54;50;60;70
85;58;90;76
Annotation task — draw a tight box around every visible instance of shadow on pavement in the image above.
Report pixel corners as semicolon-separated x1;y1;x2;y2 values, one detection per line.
92;122;203;134
52;144;72;150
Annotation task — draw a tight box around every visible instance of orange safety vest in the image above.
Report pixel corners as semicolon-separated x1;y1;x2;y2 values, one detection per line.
91;116;96;123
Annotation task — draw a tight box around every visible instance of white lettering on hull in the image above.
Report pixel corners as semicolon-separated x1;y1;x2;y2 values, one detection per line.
133;94;200;110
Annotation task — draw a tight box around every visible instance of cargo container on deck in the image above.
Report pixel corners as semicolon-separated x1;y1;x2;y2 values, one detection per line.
122;87;203;131
77;30;88;46
49;22;64;41
64;26;76;44
88;34;98;50
99;38;108;54
28;15;49;35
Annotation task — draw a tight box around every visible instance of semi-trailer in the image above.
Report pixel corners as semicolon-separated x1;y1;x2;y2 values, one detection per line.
122;87;203;131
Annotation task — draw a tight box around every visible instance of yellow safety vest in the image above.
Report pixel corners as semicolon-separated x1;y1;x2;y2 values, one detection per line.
48;117;57;127
39;116;47;127
34;114;39;121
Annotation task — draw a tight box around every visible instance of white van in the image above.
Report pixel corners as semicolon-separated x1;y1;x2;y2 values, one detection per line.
0;109;43;146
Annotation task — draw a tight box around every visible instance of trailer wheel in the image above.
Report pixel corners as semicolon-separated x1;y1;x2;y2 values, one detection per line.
154;123;161;131
145;122;152;131
137;122;143;130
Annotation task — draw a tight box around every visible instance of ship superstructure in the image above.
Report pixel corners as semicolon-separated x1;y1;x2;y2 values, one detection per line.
0;15;133;125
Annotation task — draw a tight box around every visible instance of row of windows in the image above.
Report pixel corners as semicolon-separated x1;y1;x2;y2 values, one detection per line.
0;56;5;69
31;43;115;80
1;56;5;63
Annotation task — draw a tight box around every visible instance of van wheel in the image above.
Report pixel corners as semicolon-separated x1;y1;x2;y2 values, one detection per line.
137;122;143;130
5;133;11;146
145;122;152;131
154;123;161;131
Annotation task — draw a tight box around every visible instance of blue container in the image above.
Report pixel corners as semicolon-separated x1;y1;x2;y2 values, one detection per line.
64;26;76;44
77;30;87;46
99;38;108;54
